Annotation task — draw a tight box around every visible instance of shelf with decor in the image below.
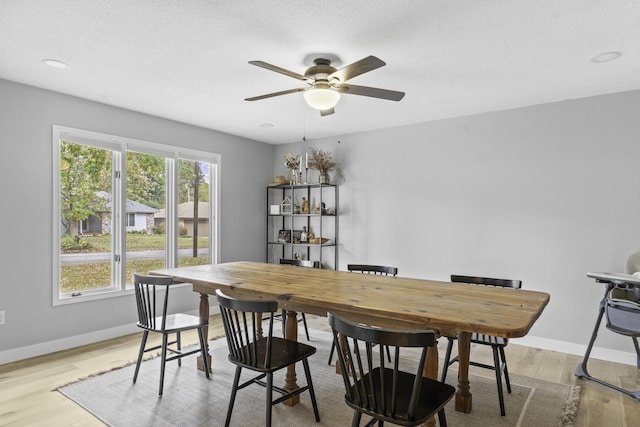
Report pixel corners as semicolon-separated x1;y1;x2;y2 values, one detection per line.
266;182;338;269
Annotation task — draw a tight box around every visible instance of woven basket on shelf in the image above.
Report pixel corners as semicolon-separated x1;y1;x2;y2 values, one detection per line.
308;237;329;245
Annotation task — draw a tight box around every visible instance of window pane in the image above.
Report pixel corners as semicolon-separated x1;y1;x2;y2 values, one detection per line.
125;151;166;282
178;159;211;267
59;141;113;294
55;126;219;303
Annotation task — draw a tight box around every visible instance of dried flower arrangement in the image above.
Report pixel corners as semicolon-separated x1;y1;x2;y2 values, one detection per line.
283;152;300;170
307;148;337;175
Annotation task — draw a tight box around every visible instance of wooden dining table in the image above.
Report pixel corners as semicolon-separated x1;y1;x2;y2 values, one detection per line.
151;261;549;417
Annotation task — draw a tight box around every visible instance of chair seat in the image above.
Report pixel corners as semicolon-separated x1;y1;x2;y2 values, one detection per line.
138;313;207;333
232;337;317;371
346;367;455;425
606;288;640;336
471;333;508;347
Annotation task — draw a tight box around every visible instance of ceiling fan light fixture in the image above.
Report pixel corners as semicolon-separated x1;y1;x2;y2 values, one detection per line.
303;88;340;110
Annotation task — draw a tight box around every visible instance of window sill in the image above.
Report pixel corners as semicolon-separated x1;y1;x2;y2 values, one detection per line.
52;282;193;306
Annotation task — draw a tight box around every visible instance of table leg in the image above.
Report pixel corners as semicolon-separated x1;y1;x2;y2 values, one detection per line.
197;292;212;372
283;309;300;406
256;312;264;339
335;333;350;375
455;331;472;413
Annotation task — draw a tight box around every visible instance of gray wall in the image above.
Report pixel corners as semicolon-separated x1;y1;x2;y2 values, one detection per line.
0;79;273;355
275;90;640;362
2;76;639;364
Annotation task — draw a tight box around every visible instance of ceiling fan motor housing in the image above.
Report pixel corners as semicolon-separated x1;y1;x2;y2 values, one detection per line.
305;58;338;87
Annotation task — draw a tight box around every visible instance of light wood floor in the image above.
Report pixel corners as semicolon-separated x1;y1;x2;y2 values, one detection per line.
1;314;638;426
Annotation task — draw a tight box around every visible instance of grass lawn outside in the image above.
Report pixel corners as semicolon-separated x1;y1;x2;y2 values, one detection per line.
60;233;209;293
63;233;208;252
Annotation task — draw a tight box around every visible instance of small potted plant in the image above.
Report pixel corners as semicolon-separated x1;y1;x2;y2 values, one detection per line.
308;148;337;184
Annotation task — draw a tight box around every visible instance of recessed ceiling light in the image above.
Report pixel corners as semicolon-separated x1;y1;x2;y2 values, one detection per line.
590;51;622;63
42;59;69;69
259;123;274;128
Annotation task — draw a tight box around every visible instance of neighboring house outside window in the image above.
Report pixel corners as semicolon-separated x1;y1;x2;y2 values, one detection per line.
76;192;156;235
124;202;154;232
154;202;210;237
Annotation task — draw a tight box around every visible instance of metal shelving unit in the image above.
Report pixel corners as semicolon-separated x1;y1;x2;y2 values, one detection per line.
266;183;338;269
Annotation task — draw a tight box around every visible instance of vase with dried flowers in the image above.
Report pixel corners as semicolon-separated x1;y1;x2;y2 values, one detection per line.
283;152;300;185
308;148;337;184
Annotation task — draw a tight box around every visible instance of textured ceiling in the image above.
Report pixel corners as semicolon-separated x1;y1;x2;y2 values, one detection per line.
1;1;639;144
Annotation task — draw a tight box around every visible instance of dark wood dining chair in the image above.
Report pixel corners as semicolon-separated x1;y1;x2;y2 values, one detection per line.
328;311;455;427
217;289;320;427
347;264;399;276
132;273;210;396
328;264;398;365
278;258;320;340
441;274;522;416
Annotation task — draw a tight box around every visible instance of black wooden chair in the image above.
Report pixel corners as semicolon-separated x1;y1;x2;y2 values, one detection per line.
440;274;522;416
132;273;210;396
347;264;399;276
328;312;455;427
328;264;398;365
278;258;320;340
217;289;321;427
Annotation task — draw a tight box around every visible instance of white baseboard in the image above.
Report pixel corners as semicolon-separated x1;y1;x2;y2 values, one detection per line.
0;323;139;365
0;306;220;365
511;335;638;367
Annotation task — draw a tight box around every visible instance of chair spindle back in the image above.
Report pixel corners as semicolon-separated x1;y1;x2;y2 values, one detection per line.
133;273;173;331
347;264;398;276
216;289;279;368
328;312;439;424
450;275;521;290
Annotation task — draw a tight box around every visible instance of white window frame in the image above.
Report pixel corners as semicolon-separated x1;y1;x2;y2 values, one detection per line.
52;125;221;306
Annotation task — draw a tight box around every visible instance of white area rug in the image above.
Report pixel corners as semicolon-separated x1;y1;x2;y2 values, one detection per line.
59;330;580;426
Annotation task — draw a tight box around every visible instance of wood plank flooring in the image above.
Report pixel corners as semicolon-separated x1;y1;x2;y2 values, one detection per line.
0;314;637;426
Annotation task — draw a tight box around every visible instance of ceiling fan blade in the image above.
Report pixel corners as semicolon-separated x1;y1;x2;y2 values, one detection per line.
320;107;335;117
335;84;405;101
328;56;386;83
248;61;311;81
245;87;306;101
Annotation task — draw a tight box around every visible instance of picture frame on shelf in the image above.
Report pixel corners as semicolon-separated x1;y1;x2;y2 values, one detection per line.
278;230;291;243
